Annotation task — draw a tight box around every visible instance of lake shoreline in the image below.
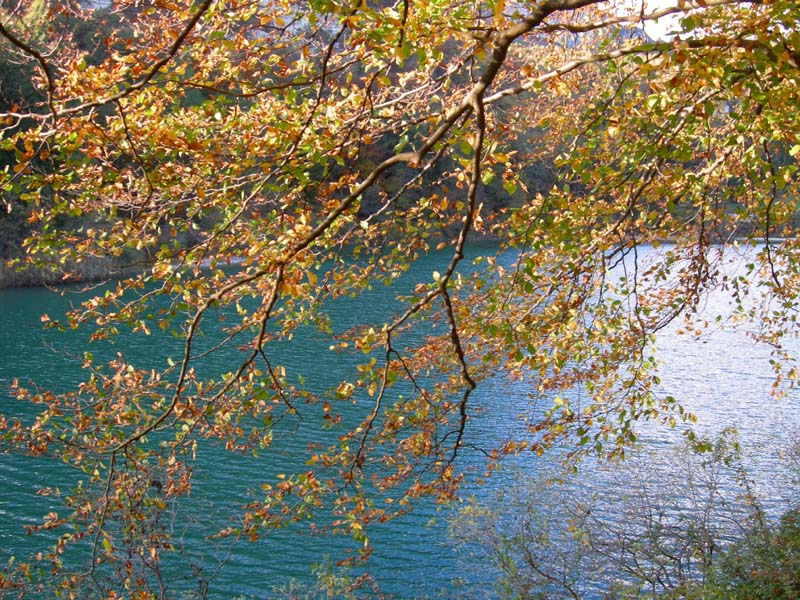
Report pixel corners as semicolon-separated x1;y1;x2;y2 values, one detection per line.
1;235;789;289
0;255;146;289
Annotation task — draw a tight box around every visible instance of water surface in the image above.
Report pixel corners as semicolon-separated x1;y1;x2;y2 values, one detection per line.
1;245;797;598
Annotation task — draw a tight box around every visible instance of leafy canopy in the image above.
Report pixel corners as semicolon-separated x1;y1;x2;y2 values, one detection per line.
1;0;799;595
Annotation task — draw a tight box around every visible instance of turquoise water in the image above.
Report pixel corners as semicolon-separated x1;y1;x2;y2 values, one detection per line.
0;251;506;598
1;246;798;598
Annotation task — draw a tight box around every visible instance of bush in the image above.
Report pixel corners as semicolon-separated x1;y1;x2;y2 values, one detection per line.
449;431;799;599
700;506;800;600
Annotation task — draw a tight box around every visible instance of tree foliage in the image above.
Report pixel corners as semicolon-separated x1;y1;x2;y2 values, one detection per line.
1;0;799;595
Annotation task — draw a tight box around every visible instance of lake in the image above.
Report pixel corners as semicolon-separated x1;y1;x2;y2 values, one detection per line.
1;245;798;598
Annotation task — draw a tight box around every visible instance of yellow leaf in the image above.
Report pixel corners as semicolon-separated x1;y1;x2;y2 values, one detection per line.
493;0;505;25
